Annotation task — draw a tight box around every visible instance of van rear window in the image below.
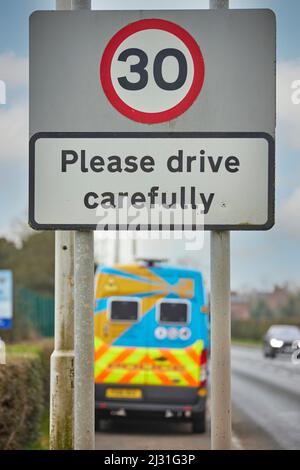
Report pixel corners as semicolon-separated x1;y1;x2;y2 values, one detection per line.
109;299;139;322
158;301;189;324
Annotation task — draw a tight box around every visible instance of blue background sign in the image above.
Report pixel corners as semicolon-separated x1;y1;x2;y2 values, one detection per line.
0;270;13;329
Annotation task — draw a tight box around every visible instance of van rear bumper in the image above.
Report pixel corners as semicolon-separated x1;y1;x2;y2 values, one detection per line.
95;383;206;415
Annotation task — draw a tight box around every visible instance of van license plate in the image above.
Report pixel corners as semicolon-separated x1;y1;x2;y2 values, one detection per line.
105;388;142;399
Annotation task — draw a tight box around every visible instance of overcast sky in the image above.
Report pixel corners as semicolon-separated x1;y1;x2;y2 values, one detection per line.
1;0;300;291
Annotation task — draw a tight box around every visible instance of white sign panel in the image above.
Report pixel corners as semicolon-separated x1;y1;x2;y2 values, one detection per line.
0;270;13;330
29;133;274;230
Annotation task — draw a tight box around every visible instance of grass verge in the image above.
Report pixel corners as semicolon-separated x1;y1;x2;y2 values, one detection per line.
232;338;262;348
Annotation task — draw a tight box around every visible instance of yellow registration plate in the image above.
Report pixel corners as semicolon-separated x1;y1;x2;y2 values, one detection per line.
105;388;142;399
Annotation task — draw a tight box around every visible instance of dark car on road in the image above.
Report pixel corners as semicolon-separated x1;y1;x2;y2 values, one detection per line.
263;325;300;358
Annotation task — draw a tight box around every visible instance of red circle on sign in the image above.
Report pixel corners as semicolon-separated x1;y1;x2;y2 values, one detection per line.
100;19;205;124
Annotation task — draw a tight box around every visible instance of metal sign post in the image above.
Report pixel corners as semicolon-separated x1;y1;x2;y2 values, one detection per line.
50;0;74;451
209;0;231;450
50;0;94;451
74;229;94;450
50;230;74;449
70;0;95;451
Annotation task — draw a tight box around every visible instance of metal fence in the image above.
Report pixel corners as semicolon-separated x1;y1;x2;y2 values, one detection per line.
14;287;54;337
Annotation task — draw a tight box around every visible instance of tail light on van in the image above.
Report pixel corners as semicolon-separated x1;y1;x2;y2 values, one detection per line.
200;348;208;389
200;348;207;365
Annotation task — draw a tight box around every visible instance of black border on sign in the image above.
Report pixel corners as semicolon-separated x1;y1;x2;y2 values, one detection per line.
29;132;275;231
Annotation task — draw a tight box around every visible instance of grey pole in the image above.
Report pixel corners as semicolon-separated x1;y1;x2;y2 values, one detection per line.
210;0;229;8
209;0;231;450
72;0;91;8
50;0;74;451
50;231;74;449
72;2;94;451
210;231;231;449
74;231;94;449
132;237;137;262
56;0;72;9
113;232;120;264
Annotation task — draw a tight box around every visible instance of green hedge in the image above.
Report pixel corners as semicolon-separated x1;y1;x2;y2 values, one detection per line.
0;340;53;450
232;317;300;342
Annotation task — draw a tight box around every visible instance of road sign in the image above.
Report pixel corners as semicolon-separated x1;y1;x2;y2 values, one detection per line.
29;132;274;230
0;270;13;329
100;18;205;123
29;10;276;230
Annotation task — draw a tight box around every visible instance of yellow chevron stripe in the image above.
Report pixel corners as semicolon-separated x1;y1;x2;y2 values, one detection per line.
95;339;203;387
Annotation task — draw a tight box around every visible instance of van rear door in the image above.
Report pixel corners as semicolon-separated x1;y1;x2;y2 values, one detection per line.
95;297;147;390
146;299;201;388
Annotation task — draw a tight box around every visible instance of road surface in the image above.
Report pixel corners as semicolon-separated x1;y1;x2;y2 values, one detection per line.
95;346;300;450
95;418;211;450
232;345;300;450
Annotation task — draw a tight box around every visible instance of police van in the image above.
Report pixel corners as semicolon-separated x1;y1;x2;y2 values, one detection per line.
94;260;209;433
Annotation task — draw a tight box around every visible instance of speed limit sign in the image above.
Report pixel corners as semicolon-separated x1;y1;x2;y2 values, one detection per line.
100;19;205;124
30;10;276;230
